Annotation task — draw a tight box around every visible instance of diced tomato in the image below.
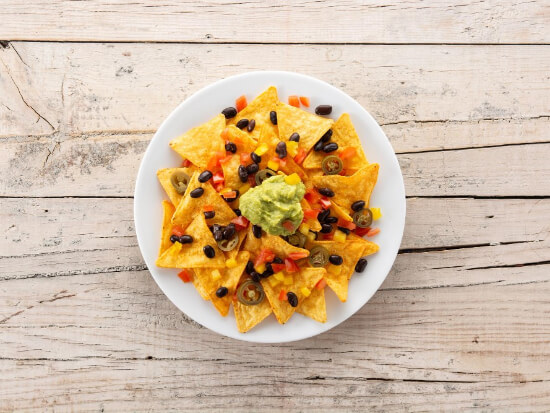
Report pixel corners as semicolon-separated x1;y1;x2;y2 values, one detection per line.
339;147;357;161
222;190;237;199
303;209;320;220
322;233;334;241
288;95;300;107
171;225;185;237
278;157;287;167
181;159;192;167
212;171;225;184
279;289;288;301
219;153;233;165
248;174;256;187
231;216;249;230
178;269;192;283
284;258;300;273
236;95;247;112
319;197;332;209
294;147;307;165
288;251;309;261
240;152;251;165
304;188;321;205
338;169;347;176
255;248;276;267
220;128;229;141
206;151;226;171
354;227;371;237
299;96;310;107
366;228;381;237
271;263;286;273
315;278;327;290
203;205;214;212
282;220;295;232
214;183;224;192
337;218;356;231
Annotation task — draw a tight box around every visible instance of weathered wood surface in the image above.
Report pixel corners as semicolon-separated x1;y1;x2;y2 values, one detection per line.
1;1;550;410
0;0;548;44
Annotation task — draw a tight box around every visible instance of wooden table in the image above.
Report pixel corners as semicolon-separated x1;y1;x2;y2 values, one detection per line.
1;1;549;411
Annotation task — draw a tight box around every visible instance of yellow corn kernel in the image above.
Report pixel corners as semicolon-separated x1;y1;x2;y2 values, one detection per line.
371;207;382;220
239;182;251;194
267;159;280;171
284;173;301;185
255;263;266;274
254;143;269;156
286;141;299;157
268;276;280;287
283;276;294;286
299;222;310;236
225;258;238;269
173;242;183;252
333;230;347;243
327;264;342;275
300;287;311;297
273;272;285;282
212;269;222;281
307;231;317;242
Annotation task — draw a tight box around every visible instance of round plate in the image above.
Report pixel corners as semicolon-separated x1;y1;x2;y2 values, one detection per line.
134;71;406;343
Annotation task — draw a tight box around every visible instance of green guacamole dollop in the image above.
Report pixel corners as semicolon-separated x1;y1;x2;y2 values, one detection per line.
240;175;306;236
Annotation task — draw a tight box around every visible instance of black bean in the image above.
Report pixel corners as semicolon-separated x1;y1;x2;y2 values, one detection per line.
251;271;261;282
320;129;333;142
236;119;249;129
318;209;330;223
337;227;351;235
238;165;248;182
190;188;204;198
323;142;338;153
289;132;300;142
204;211;215;219
270;110;277;125
246;163;259;174
325;216;338;224
351;200;366;212
252;225;262;238
223;223;236;240
225;142;237;153
250;152;261;164
313;139;325;152
216;287;228;298
170;235;178;243
276;141;287;158
179;235;193;244
272;257;284;264
261;267;274;278
203;245;215;258
318;187;335;197
329;254;343;265
355;258;368;273
233;208;241;216
245;261;255;275
212;224;222;233
247;119;256;132
287;292;298;307
320;223;333;233
198;170;213;183
315;105;332;115
213;229;224;241
221;107;237;119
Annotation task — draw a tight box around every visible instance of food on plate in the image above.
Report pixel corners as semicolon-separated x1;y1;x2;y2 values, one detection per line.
155;86;380;333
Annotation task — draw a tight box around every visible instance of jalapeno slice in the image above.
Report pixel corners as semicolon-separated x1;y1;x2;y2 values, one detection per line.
308;245;330;267
255;169;277;186
170;170;190;195
353;209;373;228
217;233;239;251
237;280;265;305
287;232;307;248
321;155;343;175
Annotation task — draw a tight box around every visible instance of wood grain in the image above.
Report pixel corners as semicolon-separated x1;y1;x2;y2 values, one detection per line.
0;0;548;44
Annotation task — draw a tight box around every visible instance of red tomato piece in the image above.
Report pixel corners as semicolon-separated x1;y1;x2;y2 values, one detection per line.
203;205;214;212
271;263;286;273
278;289;288;301
220;128;229;141
171;225;185;237
303;209;320;220
299;96;310;107
337;218;356;231
319;197;332;209
366;228;381;237
236;95;247;112
240;152;251;165
355;227;371;237
284;258;300;273
255;248;275;267
288;95;300;107
338;147;357;161
294;147;307;165
231;216;249;230
321;233;334;241
212;171;225;184
304;189;321;205
219;153;233;165
248;174;256;187
338;169;347;176
222;190;237;199
282;220;294;232
178;269;192;283
315;278;327;290
288;251;308;261
278;157;287;167
181;159;192;167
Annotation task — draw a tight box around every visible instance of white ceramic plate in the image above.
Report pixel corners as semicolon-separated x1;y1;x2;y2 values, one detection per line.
134;71;406;343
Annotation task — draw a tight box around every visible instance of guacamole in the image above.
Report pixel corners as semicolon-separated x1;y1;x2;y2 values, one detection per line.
240;175;306;236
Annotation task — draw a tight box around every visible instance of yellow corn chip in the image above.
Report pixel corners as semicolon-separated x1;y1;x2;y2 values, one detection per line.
242;226;310;259
194;251;250;316
303;113;368;170
229;86;279;141
311;163;379;210
158;200;175;257
221;126;258;190
190;269;210;300
156;214;225;268
169;114;226;169
234;290;273;333
172;171;236;228
300;198;322;232
297;287;327;323
261;267;325;324
276;102;333;153
157;167;197;207
346;233;380;262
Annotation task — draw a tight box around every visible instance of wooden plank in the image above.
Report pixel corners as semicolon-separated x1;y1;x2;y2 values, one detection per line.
0;0;548;44
1;197;548;280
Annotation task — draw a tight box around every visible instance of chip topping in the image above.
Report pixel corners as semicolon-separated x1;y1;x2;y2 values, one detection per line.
308;245;329;267
321;155;343;175
353;209;373;228
237;280;265;305
170;170;190;195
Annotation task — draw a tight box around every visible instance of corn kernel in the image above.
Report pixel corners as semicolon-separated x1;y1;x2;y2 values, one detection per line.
225;258;238;268
273;272;285;282
371;207;382;220
239;182;251;194
255;263;266;274
299;222;310;236
212;269;222;281
254;143;269;156
287;141;299;157
300;287;311;297
268;277;280;287
307;231;317;242
284;173;301;185
267;159;280;171
333;230;347;243
327;264;342;275
283;276;294;286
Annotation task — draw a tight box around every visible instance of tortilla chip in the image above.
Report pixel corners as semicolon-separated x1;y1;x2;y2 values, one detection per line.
242;226;309;260
311;240;366;301
229;86;279;141
311;163;379;210
169;114;226;169
234;289;273;333
261;267;325;324
158;200;176;257
194;251;250;316
156;214;225;269
303;113;368;170
346;233;380;262
276;102;333;153
191;270;210;300
172;171;236;228
157;167;197;207
221;126;258;190
300;198;322;232
297;287;327;323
